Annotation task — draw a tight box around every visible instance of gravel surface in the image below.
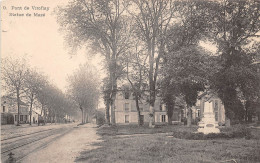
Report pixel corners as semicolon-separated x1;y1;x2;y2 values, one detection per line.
21;123;101;163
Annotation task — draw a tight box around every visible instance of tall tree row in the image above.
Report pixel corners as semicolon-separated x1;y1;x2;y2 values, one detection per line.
67;63;100;124
1;57;76;125
2;57;29;126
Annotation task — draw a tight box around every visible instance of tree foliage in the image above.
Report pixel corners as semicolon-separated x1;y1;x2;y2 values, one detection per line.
204;0;260;122
1;57;29;125
67;63;100;123
56;0;132;124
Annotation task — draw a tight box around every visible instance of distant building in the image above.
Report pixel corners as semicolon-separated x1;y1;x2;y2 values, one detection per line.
1;96;29;125
114;89;168;125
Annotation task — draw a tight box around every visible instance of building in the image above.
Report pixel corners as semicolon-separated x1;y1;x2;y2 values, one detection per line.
114;90;168;125
1;96;29;125
112;86;226;126
31;110;40;124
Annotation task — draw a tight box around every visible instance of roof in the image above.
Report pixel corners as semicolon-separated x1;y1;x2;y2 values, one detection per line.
1;96;28;106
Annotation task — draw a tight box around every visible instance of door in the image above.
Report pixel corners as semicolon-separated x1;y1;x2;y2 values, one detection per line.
7;114;14;124
140;115;144;125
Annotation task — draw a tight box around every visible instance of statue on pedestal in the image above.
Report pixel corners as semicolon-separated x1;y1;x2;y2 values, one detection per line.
197;91;220;134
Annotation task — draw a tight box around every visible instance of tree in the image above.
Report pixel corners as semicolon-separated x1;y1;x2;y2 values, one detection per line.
161;1;219;127
36;76;51;123
203;0;260;122
125;40;149;125
1;57;29;126
24;69;45;125
160;77;176;125
45;85;65;123
67;63;100;124
130;0;175;127
56;0;131;125
163;46;215;127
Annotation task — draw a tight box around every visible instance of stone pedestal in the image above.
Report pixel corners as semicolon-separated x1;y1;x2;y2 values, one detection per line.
197;101;220;134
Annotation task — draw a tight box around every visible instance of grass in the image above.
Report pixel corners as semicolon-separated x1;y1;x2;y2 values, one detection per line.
76;125;260;163
97;124;198;136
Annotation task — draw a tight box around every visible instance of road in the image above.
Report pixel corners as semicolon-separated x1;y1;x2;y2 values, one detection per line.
1;123;101;163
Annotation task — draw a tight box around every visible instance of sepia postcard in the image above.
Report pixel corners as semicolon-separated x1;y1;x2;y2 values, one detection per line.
1;0;260;162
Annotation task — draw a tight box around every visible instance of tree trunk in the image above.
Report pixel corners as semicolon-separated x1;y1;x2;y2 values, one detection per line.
105;102;110;124
134;95;141;126
44;108;46;125
167;102;174;125
17;90;20;126
149;105;155;128
167;107;173;125
149;89;156;128
110;99;116;125
109;62;117;125
108;46;118;126
187;106;192;127
81;107;84;124
29;96;33;125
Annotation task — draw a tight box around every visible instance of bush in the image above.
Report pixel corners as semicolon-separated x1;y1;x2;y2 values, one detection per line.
172;124;252;140
96;110;106;126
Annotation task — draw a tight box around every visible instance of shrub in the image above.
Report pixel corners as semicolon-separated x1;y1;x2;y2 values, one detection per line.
172;124;252;140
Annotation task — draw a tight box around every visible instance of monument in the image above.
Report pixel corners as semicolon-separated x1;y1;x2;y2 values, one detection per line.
197;92;220;134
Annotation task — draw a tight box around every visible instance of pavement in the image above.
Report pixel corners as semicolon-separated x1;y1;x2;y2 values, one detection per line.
21;123;102;163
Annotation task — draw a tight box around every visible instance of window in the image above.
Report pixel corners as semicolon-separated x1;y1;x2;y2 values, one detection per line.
125;115;129;123
124;91;130;99
25;115;28;121
214;100;219;111
162;115;166;122
197;109;201;117
3;106;5;112
125;103;129;111
15;115;17;121
20;115;23;121
215;112;218;121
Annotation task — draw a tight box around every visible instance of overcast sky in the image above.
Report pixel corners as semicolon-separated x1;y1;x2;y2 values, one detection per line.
1;0;104;93
1;0;217;110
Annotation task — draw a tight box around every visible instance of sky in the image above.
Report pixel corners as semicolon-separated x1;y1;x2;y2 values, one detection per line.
1;0;104;92
1;0;217;109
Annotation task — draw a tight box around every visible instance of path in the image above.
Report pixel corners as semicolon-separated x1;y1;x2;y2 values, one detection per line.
21;123;102;163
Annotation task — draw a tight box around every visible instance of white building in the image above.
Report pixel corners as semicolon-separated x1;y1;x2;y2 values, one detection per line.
113;90;168;125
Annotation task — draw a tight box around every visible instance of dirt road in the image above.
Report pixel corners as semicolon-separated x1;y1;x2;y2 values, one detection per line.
21;123;101;163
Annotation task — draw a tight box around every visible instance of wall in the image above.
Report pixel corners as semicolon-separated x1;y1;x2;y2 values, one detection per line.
115;91;168;124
